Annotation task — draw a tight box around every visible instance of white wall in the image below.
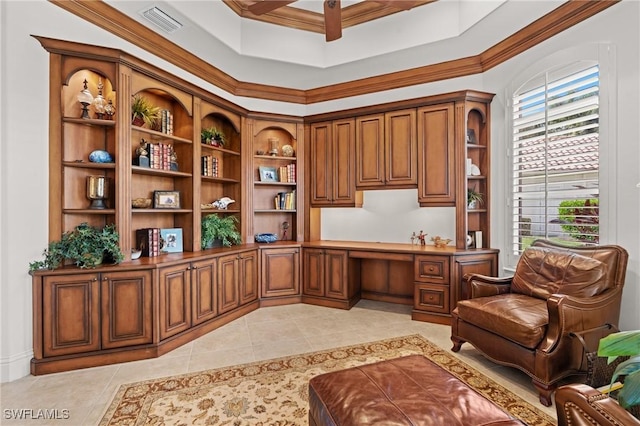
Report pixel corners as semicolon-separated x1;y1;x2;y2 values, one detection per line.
1;0;638;381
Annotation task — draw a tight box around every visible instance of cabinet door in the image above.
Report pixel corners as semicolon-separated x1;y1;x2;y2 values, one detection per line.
191;258;218;326
332;118;357;205
239;250;258;305
325;249;349;299
218;253;240;314
453;252;498;303
356;114;385;188
417;104;455;205
42;274;101;357
385;109;417;186
303;248;325;297
310;122;333;206
261;247;300;298
101;270;152;349
158;263;192;340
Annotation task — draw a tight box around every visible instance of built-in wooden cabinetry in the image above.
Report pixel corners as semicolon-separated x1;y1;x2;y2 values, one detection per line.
260;245;301;304
309;120;362;207
356;109;417;189
302;248;360;309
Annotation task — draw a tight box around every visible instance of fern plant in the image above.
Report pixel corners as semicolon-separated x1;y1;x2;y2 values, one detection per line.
201;214;241;248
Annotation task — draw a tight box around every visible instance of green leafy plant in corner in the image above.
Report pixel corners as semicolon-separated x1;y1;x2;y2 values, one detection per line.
598;330;640;410
201;214;241;248
201;127;226;146
131;94;161;128
467;187;483;207
29;223;124;271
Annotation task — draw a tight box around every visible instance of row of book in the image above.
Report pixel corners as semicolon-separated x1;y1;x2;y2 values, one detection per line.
278;164;296;183
274;190;296;210
135;142;176;171
159;109;174;135
201;155;219;177
135;228;161;257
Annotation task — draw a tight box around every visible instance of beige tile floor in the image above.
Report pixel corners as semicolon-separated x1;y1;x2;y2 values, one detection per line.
0;300;557;425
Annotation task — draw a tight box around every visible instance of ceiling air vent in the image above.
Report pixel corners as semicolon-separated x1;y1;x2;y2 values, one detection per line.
140;6;183;33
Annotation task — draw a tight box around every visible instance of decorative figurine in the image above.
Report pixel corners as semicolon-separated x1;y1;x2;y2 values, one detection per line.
134;139;150;167
431;236;452;248
282;221;290;240
212;197;235;210
410;231;417;245
170;146;179;171
417;231;427;246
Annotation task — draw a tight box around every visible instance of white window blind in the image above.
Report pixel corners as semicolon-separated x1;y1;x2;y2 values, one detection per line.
511;65;599;256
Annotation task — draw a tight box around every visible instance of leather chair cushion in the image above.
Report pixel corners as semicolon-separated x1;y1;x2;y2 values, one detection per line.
511;247;608;300
456;294;548;349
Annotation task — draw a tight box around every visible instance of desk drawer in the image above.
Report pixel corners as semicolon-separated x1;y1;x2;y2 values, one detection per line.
414;283;450;314
414;255;450;283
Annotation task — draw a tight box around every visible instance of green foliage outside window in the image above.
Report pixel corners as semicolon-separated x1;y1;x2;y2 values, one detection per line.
558;199;599;243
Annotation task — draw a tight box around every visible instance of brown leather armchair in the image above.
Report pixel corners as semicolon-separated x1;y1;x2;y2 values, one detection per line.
451;239;629;406
556;384;640;425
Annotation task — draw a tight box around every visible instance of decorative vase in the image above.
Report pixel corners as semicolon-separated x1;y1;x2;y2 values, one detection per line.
132;116;145;127
204;239;223;249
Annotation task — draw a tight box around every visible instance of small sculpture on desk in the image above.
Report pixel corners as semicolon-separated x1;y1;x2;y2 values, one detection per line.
417;231;427;246
410;232;417;245
135;139;150;167
431;236;452;249
212;197;235;210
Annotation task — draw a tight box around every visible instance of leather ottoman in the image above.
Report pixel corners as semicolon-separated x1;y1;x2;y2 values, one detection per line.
308;354;524;425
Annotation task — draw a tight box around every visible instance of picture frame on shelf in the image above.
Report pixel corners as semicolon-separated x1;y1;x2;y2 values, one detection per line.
160;228;183;253
466;129;477;144
259;166;278;183
153;190;180;209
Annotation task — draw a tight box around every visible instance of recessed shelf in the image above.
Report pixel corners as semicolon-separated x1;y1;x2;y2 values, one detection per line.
201;208;240;214
63;208;117;214
63;161;116;170
201;144;240;156
131;126;192;144
132;166;192;178
255;181;297;186
254;155;297;161
254;209;297;213
201;176;239;184
131;208;193;214
466;143;486;149
63;117;116;127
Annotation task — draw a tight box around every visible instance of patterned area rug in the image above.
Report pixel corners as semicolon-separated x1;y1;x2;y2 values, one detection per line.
100;334;556;425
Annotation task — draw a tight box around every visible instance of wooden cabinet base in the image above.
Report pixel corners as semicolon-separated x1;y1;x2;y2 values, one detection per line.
301;295;360;310
411;309;452;326
30;300;259;375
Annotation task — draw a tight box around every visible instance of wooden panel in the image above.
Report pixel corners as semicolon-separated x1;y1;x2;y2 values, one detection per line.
414;283;450;314
325;249;348;299
414;255;450;284
218;253;240;314
332;118;357;205
385;109;417;186
191;258;217;325
310;122;332;205
453;252;498;303
101;270;152;349
303;248;325;297
43;274;100;357
158;263;191;340
417;103;455;205
261;248;300;297
240;250;258;305
356;114;384;188
360;259;389;294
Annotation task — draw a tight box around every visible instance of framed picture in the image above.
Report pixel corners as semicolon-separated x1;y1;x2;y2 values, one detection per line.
154;190;180;209
259;166;278;182
160;228;183;253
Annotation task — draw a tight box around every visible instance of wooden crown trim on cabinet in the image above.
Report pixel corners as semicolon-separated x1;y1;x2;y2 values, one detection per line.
49;0;617;104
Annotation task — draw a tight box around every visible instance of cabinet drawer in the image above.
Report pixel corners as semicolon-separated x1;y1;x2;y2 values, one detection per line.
414;255;450;283
414;283;449;314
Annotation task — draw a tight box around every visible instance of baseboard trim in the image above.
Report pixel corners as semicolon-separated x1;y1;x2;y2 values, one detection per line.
1;349;33;383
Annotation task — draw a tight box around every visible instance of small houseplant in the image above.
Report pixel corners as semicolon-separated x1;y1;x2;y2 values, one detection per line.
131;94;161;128
598;330;640;411
29;223;124;270
201;214;241;248
467;187;483;209
201;127;226;146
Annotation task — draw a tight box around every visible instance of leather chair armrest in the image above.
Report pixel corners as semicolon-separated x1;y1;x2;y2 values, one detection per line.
462;273;513;299
541;290;622;354
556;384;640;426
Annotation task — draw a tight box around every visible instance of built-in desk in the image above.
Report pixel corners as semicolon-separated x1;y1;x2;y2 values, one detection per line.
302;241;499;325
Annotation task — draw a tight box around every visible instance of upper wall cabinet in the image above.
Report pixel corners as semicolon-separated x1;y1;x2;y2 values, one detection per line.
309;119;361;207
355;109;417;189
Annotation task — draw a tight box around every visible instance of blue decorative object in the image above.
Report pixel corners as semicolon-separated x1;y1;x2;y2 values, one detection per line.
89;150;113;163
255;233;278;243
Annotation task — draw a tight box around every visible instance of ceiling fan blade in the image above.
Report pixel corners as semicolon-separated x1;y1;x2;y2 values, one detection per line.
248;1;296;16
324;0;342;42
370;0;420;11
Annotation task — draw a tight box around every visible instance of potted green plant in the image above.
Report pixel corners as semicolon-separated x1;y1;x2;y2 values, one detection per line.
131;94;161;128
598;330;640;411
467;187;483;209
201;214;241;248
201;127;226;147
29;223;125;270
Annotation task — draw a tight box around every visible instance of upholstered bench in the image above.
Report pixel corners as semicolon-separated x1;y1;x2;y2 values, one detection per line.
308;354;523;426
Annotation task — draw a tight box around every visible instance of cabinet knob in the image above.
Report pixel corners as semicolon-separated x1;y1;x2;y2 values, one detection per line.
429;267;435;272
93;277;99;282
102;276;107;281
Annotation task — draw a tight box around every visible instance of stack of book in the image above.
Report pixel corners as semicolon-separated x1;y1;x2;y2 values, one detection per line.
159;109;173;135
201;155;219;177
145;143;173;170
274;190;296;210
135;228;160;257
278;164;296;182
